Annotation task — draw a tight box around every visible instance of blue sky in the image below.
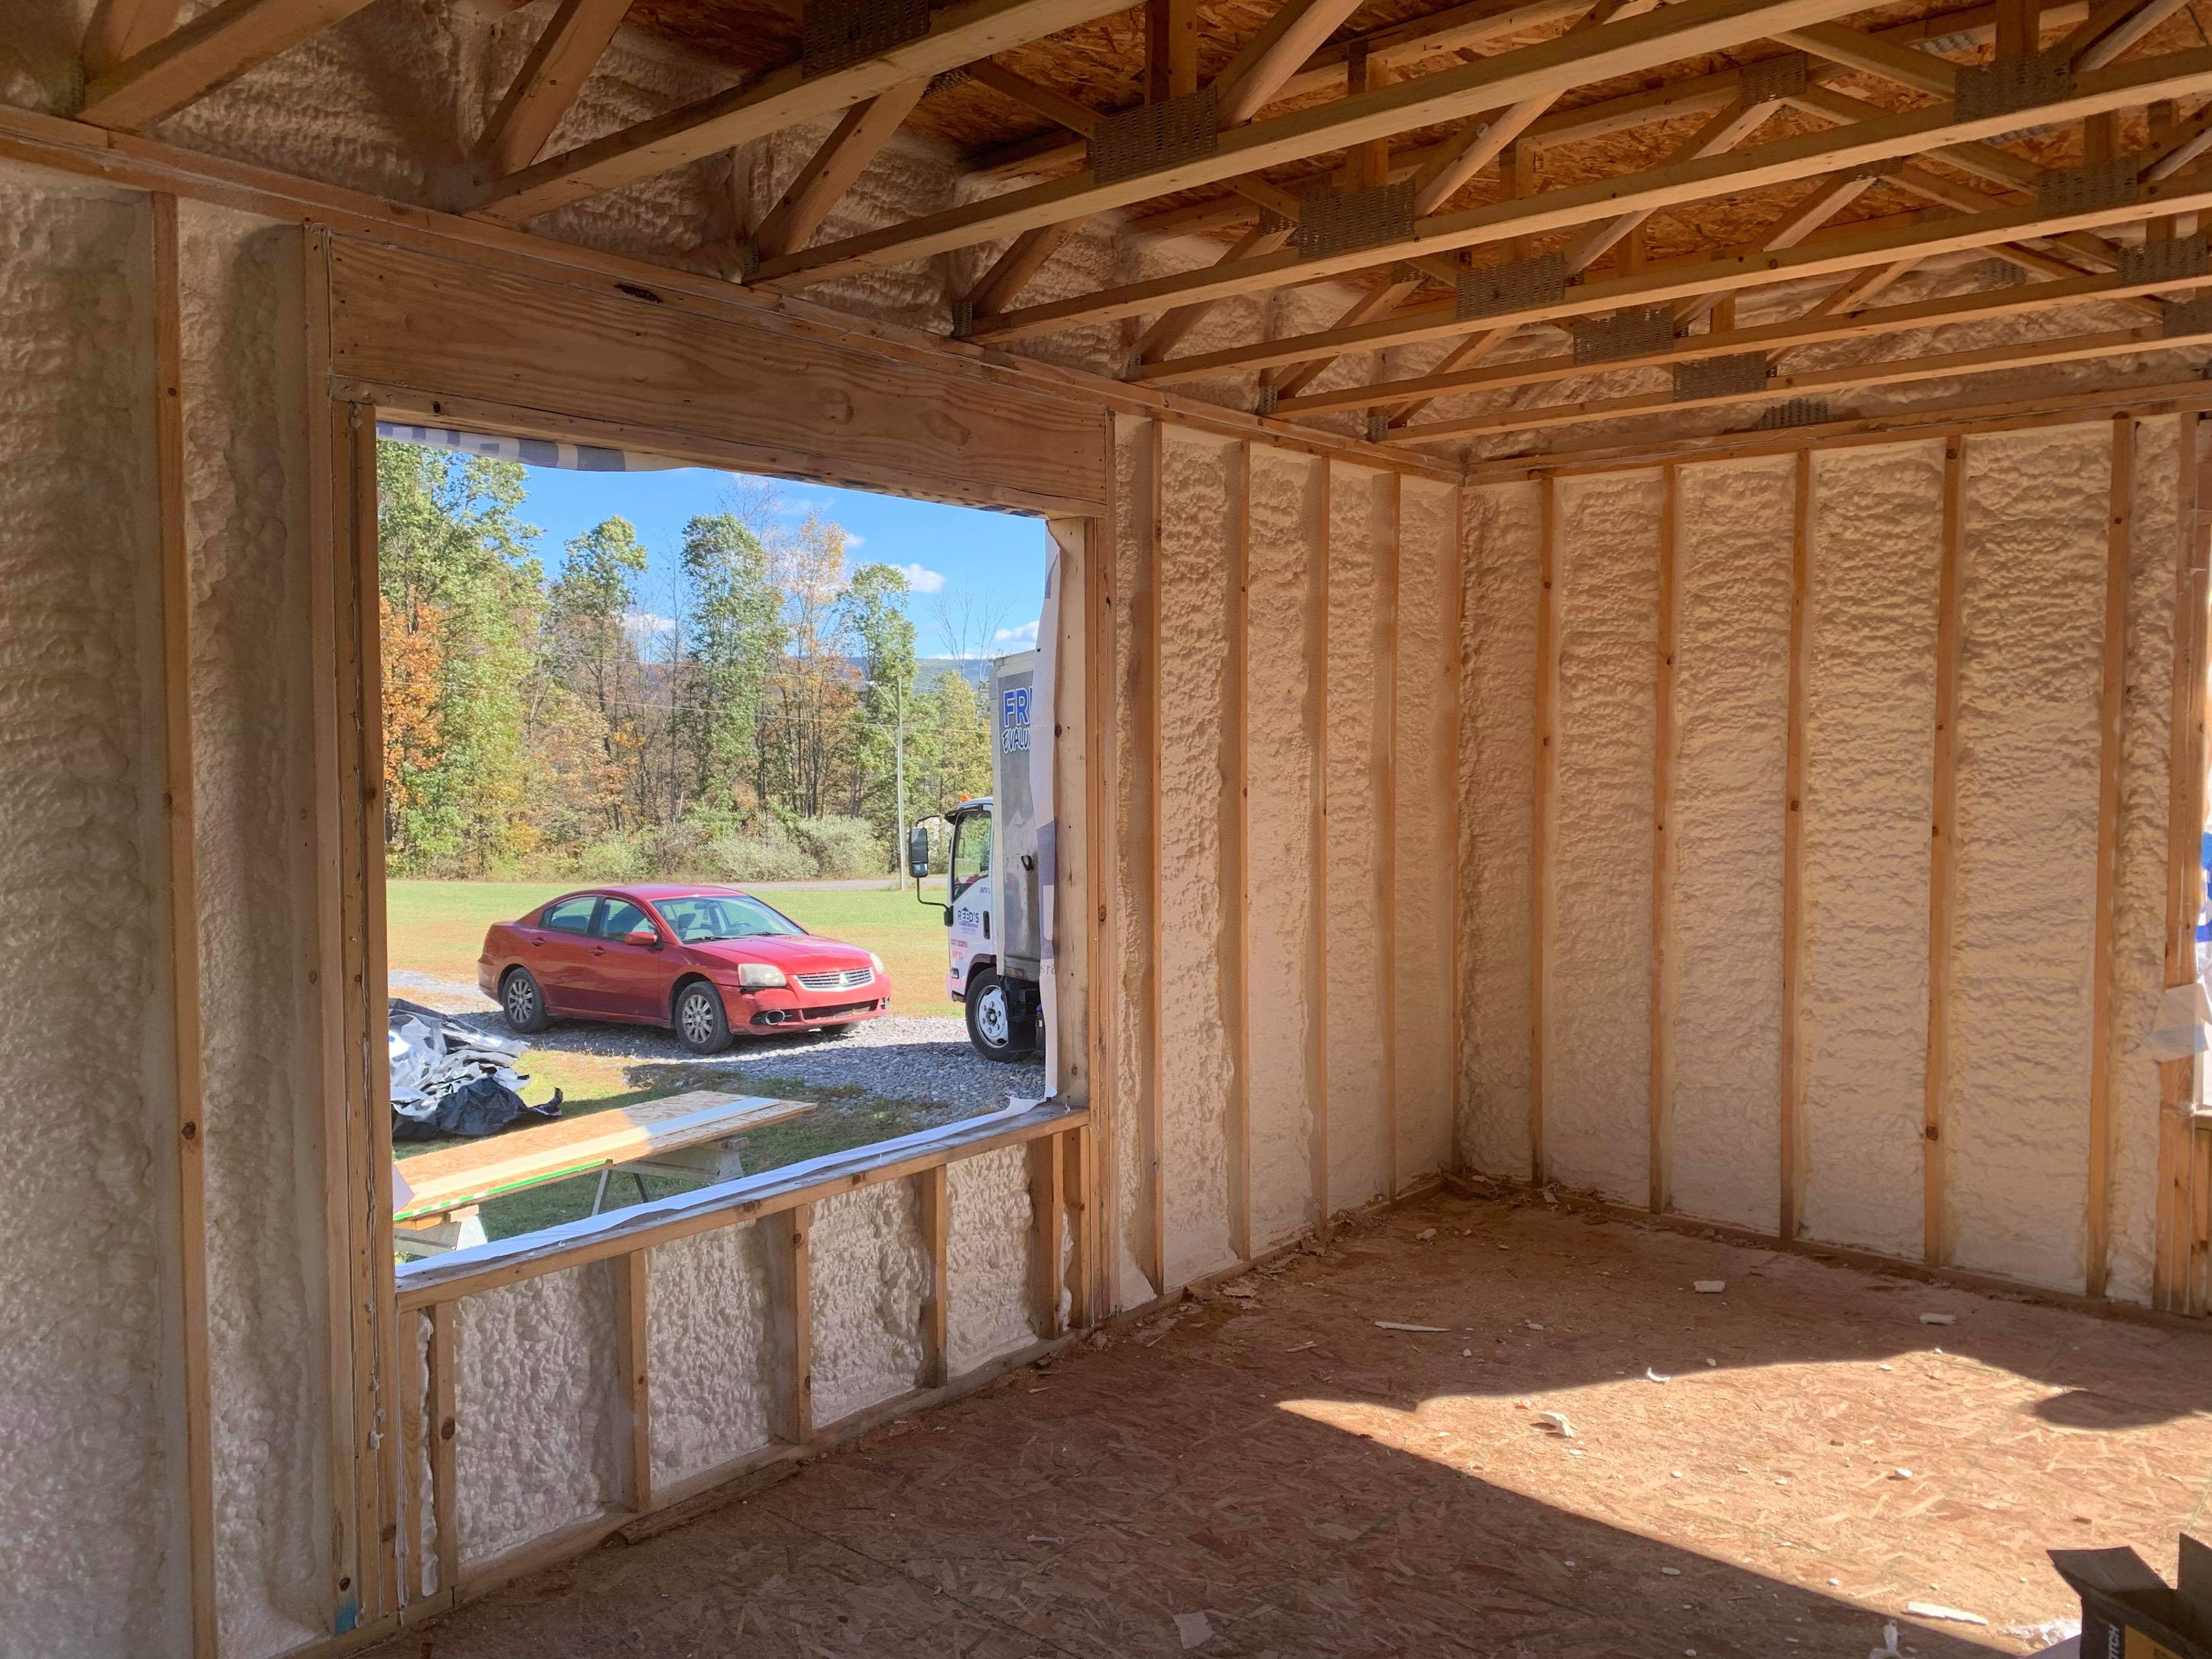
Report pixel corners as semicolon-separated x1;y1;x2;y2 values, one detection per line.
512;460;1051;659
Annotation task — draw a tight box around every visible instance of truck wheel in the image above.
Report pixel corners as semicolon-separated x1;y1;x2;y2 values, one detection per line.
964;969;1033;1062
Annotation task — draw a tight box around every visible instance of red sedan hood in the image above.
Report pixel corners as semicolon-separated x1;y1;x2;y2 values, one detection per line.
690;934;871;972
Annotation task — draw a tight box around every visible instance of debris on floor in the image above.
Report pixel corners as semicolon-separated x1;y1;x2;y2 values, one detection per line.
1173;1610;1213;1647
1905;1601;1988;1626
388;998;561;1139
1694;1280;1726;1293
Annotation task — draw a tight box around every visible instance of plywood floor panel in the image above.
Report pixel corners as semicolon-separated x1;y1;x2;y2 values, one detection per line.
372;1197;2212;1658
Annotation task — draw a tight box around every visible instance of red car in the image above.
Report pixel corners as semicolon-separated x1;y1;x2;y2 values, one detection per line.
477;884;889;1054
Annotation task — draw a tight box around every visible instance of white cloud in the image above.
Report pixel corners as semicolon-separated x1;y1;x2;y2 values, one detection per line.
993;619;1040;647
898;562;946;594
623;611;675;642
843;532;864;548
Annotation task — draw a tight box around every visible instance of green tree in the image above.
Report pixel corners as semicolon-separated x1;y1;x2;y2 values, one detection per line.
375;443;542;872
676;512;782;825
910;665;993;822
544;516;651;832
838;562;918;835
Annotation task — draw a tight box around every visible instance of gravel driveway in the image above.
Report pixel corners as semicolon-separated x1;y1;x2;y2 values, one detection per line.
390;970;1045;1123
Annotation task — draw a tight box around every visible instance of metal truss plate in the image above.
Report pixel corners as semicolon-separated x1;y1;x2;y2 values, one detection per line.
1738;50;1809;105
1573;306;1675;366
1365;413;1391;443
1846;156;1906;182
1296;180;1417;259
1954;51;2071;121
924;66;970;98
2120;233;2211;288
2164;296;2212;339
801;0;929;78
1751;396;1832;430
2039;158;2142;218
1091;88;1219;184
1457;252;1566;320
1673;352;1770;402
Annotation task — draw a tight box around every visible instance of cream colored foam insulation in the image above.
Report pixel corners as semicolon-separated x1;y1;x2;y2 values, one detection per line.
1392;478;1460;1183
1798;441;1944;1259
2108;418;2186;1305
808;1181;929;1427
454;1265;622;1570
1155;425;1239;1283
644;1222;777;1492
1668;458;1793;1231
178;199;334;1659
1109;414;1155;1304
0;166;189;1659
1326;464;1392;1212
1243;446;1325;1250
946;1145;1037;1375
1461;482;1542;1180
1948;425;2111;1289
1545;472;1660;1203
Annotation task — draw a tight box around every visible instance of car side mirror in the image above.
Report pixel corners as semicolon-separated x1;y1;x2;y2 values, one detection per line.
625;928;660;949
907;825;931;879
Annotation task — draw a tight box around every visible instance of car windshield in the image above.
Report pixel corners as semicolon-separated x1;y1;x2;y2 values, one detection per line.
654;893;805;944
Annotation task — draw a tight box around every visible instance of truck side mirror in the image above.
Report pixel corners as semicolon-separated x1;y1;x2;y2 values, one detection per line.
907;825;931;879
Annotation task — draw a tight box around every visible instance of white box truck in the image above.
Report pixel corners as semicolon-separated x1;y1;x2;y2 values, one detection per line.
907;650;1041;1060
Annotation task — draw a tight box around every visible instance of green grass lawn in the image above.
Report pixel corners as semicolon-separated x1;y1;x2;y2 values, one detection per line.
385;877;956;1017
386;876;968;1243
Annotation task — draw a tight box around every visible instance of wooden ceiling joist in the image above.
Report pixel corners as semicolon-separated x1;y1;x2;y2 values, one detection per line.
747;0;1900;291
1277;262;2174;417
78;0;382;129
1133;172;2212;386
1393;308;2212;442
472;0;1136;224
968;0;1593;182
475;0;633;176
750;77;931;259
964;44;2212;350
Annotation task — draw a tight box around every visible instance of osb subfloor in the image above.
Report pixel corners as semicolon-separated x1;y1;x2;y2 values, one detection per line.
383;1193;2212;1658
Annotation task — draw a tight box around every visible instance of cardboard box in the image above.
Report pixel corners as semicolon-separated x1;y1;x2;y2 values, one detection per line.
2051;1536;2212;1659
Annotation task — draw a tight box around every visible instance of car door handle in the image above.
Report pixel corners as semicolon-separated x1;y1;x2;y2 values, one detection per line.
589;945;606;956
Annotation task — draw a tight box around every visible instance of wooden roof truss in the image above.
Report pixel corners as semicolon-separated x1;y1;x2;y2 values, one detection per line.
69;0;2212;450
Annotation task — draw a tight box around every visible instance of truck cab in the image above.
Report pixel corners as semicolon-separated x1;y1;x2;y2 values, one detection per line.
909;652;1043;1062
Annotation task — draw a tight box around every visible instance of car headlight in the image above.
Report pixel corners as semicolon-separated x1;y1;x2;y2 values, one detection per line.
735;963;787;989
867;952;885;976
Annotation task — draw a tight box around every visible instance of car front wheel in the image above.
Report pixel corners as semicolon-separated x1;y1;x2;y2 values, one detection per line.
964;969;1034;1062
500;968;551;1034
674;981;734;1054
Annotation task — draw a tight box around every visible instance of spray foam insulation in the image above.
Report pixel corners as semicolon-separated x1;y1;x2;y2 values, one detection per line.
1668;458;1793;1231
178;199;332;1659
808;1180;929;1427
1460;482;1542;1181
1108;414;1154;1303
1546;471;1660;1205
1797;441;1944;1260
645;1222;777;1493
1326;462;1393;1213
1392;478;1460;1186
1947;425;2109;1289
2108;417;2186;1305
455;1266;623;1570
946;1145;1037;1375
1155;425;1239;1284
1243;444;1325;1251
0;166;184;1659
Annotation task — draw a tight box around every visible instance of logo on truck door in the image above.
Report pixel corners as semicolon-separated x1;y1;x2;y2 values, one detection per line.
1000;686;1031;754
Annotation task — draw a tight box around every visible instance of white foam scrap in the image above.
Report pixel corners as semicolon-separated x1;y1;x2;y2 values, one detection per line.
1694;1281;1726;1293
1175;1611;1214;1648
1646;1367;1671;1383
1536;1411;1576;1438
1906;1602;1988;1626
1918;1312;1956;1326
1374;1321;1448;1333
